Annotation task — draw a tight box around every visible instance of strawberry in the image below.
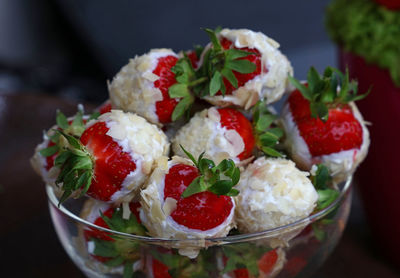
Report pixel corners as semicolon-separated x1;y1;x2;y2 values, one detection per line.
172;107;255;164
109;49;192;125
140;151;239;242
288;89;363;156
216;37;262;96
82;200;146;274
53;110;168;203
374;0;400;10
153;55;180;123
218;108;255;160
185;45;204;69
283;67;369;179
164;163;233;230
98;99;112;115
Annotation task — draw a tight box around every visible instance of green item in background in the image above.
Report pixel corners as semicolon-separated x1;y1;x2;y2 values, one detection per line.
325;0;400;86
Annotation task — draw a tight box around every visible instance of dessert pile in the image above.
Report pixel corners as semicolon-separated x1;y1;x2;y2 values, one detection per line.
31;28;370;277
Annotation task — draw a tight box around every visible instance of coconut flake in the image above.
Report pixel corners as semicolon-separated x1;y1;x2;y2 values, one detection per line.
122;202;131;220
208;107;221;122
224;129;245;157
163;197;177;216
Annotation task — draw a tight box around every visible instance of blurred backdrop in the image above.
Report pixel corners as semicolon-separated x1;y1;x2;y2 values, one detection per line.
0;0;335;103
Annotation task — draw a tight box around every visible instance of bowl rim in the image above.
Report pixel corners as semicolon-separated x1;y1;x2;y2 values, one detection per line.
46;176;352;244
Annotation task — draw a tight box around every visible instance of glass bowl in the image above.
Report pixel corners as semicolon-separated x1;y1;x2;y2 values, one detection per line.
47;176;352;278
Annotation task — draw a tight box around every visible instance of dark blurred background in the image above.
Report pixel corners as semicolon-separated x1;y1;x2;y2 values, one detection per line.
0;0;335;103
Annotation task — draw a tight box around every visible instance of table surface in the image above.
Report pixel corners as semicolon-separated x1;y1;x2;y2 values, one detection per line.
1;93;399;278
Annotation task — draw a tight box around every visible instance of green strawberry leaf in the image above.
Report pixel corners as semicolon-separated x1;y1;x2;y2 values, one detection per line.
221;68;238;89
310;164;340;210
39;145;59;157
171;95;194;122
252;101;284;158
194;44;204;58
89;111;101;121
203;28;222;52
180;146;240;198
209;71;222;96
317;189;340;210
289;66;369;121
168;84;190;98
225;59;256;74
56;110;69;130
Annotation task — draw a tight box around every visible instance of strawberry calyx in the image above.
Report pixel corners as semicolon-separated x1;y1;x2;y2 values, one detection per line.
196;28;257;97
288;66;369;122
252;101;284;158
168;27;258;121
310;164;340;241
53;130;95;205
310;164;339;211
179;145;240;198
39;109;100;172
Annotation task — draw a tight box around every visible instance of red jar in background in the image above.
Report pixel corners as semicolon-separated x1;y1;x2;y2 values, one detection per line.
339;49;400;266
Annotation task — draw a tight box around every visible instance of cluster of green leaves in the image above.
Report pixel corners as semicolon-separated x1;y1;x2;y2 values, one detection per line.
54;131;94;204
252;101;284;157
311;164;340;211
39;109;85;157
196;28;257;97
310;164;340;242
90;206;147;278
150;249;214;278
326;0;400;86
288;66;368;122
222;243;272;276
39;109;100;205
168;57;197;121
180;145;240;198
168;28;258;120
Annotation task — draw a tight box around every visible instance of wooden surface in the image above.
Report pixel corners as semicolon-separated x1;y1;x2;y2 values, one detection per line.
0;93;399;278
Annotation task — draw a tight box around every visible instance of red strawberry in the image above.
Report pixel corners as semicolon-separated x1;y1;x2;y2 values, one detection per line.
283;67;369;177
79;121;137;201
186;50;200;69
153;55;179;123
164;163;233;230
374;0;400;10
140;153;238;240
288;89;363;156
98;100;112;114
54;110;168;203
217;37;263;96
218;108;255;160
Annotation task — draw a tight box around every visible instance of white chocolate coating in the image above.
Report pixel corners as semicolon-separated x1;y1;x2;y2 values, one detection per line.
203;29;293;109
172;108;245;164
235;157;318;234
109;48;178;126
281;100;370;182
